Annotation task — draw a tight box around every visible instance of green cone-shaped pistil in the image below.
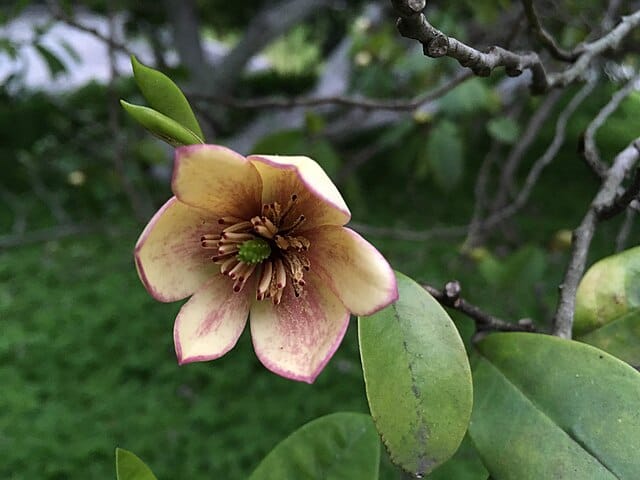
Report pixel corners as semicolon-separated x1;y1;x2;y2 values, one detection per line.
237;238;271;265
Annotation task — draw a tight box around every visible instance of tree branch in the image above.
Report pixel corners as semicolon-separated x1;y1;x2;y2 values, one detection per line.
553;137;640;338
46;1;131;55
349;222;467;242
484;80;597;229
548;10;640;88
520;0;580;61
423;281;540;333
490;89;564;213
390;0;640;93
189;71;473;111
582;71;640;178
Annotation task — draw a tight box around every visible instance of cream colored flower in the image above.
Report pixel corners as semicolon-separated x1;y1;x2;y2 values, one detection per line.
135;145;398;383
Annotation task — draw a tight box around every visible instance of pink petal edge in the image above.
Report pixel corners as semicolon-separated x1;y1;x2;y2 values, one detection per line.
173;276;252;365
248;154;351;225
134;196;213;303
251;310;351;384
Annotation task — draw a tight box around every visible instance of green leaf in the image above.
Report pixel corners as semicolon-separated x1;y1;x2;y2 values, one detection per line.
426;435;488;480
358;271;473;477
469;333;640;479
34;43;66;77
574;246;640;364
425;120;464;191
130;55;203;140
120;100;204;147
249;412;380;480
115;448;157;480
440;78;495;116
578;309;640;366
574;246;640;336
486;117;520;144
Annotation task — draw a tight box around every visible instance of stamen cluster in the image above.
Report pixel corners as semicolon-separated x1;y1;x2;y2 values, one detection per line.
200;194;311;304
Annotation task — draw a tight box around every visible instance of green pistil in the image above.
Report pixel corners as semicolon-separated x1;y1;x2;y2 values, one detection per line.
237;238;271;265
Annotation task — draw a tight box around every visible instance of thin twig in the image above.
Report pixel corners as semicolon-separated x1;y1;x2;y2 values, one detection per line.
46;1;131;55
423;281;540;333
490;89;564;212
553;137;640;338
616;207;638;252
520;0;579;61
582;71;640;177
189;71;473;111
548;10;640;88
106;8;152;222
349;222;468;242
486;80;597;227
464;141;502;247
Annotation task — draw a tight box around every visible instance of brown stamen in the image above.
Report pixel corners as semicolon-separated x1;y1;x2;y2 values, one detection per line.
201;194;311;302
274;258;287;289
218;216;244;225
223;221;253;233
257;261;273;299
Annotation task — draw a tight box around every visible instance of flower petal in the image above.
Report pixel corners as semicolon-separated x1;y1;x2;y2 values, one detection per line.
135;196;219;302
174;274;251;364
173;144;262;219
249;271;350;383
305;226;398;316
248;154;350;228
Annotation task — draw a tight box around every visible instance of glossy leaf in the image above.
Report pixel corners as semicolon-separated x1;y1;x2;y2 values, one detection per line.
359;271;473;477
115;448;157;480
578;309;640;366
574;246;640;363
574;246;640;336
130;55;203;139
426;435;488;480
249;412;380;480
120;101;203;147
470;333;640;479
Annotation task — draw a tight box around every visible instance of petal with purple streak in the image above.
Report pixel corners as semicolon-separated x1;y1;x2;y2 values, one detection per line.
173;144;262;219
304;226;398;316
174;274;252;364
135;196;219;302
249;271;350;383
248;154;350;229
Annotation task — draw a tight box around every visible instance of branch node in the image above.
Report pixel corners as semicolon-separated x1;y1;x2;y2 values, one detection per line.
425;33;449;57
391;0;426;16
444;280;461;301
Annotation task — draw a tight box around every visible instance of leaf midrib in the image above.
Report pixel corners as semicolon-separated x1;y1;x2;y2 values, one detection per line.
479;356;621;480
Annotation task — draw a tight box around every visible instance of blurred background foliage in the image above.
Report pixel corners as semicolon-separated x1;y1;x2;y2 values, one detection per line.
1;0;639;478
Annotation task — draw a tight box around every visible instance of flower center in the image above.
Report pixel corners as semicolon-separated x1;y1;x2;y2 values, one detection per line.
200;194;311;304
237;238;271;264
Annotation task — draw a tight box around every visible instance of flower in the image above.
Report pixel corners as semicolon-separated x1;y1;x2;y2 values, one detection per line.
135;145;398;383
